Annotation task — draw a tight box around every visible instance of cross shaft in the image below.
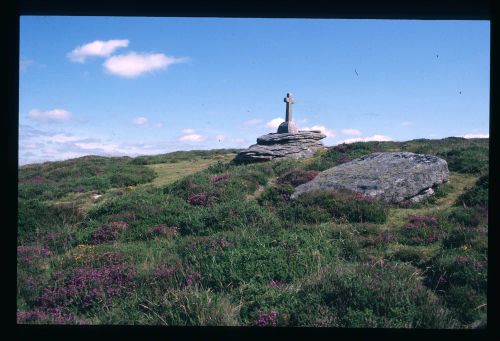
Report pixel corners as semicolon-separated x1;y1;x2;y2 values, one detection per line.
284;93;294;122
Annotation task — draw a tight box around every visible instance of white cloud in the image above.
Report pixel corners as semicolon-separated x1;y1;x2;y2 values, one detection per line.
341;128;362;136
103;52;189;78
47;133;82;143
216;134;225;142
153;122;164;128
74;142;120;153
18;124;196;165
337;135;392;144
28;109;72;122
463;133;489;138
178;128;204;142
179;134;204;142
132;116;148;126
243;119;263;126
67;39;129;63
402;121;414;127
301;125;336;138
266;117;285;129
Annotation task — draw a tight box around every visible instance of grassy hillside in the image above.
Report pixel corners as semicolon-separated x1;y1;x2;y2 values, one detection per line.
17;140;488;327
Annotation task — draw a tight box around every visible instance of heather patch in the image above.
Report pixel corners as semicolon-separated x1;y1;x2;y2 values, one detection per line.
254;310;279;326
277;169;320;187
18;245;52;266
400;215;444;245
188;190;220;206
90;221;129;244
210;172;231;183
17;307;81;325
145;224;179;239
36;264;136;312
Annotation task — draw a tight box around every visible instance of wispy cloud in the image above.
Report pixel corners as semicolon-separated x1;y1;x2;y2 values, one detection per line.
341;128;362;136
178;128;204;142
401;121;414;127
27;109;73;122
20;59;46;72
301;125;336;138
47;133;83;143
132;116;148;126
266;117;284;129
18;125;178;165
103;52;189;78
231;138;248;146
337;134;392;144
67;39;129;63
74;142;120;153
243;119;263;126
463;133;489;138
153;122;164;128
19;59;34;72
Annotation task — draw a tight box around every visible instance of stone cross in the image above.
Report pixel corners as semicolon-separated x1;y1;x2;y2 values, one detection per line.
284;93;294;122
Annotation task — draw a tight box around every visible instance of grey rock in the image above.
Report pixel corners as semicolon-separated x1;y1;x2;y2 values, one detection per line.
257;130;325;145
409;187;435;203
291;152;449;203
235;130;326;163
277;121;298;134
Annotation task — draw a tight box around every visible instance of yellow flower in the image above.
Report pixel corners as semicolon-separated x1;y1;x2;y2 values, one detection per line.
463;245;469;251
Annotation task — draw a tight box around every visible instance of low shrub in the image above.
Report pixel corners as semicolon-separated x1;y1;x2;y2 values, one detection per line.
437;147;488;175
178;200;282;235
282;190;388;224
456;174;488;208
295;263;455;328
258;185;295;206
433;182;454;199
443;207;481;227
424;247;487;325
277;170;320;187
425;249;487;294
90;221;129;244
145;224;179;239
443;285;486;324
400;215;444;245
183;228;340;290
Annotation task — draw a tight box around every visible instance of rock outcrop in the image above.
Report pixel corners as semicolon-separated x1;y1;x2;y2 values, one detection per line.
234;130;326;163
291;152;449;203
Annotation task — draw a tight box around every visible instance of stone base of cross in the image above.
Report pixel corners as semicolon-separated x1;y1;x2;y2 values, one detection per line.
277;121;298;134
277;92;298;134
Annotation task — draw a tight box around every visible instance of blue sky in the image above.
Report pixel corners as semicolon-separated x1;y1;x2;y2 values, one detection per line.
19;17;490;165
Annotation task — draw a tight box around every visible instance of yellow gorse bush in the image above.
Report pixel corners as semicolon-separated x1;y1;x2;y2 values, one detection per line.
73;244;96;262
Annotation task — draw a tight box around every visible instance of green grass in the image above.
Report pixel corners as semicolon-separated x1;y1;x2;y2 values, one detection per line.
17;139;488;327
145;153;236;187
